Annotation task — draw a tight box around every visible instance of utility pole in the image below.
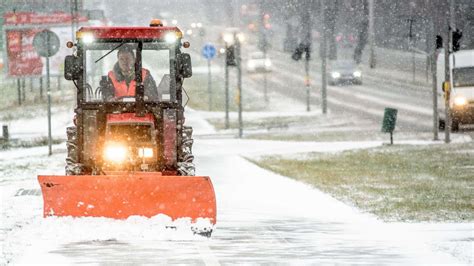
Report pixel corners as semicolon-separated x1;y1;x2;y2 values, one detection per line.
235;33;243;138
368;0;376;68
224;41;230;129
444;0;453;143
320;0;327;114
70;0;79;41
207;58;212;110
303;1;312;112
47;53;52;155
430;0;439;141
259;1;269;104
408;17;416;83
70;0;75;41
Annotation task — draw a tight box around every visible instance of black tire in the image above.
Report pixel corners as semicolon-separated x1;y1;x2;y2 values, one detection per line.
177;126;195;176
65;126;79;175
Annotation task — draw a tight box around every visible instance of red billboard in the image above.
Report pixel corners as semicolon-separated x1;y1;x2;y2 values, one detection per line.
3;11;89;78
4;11;87;26
6;29;43;76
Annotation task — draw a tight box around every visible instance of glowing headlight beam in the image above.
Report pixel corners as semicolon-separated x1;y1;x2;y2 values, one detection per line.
165;33;177;43
104;144;127;163
138;148;153;158
331;72;341;79
223;33;234;44
82;33;95;44
353;71;362;77
454;96;467;106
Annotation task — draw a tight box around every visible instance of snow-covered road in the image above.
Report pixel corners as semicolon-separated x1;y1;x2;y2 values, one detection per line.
1;109;471;264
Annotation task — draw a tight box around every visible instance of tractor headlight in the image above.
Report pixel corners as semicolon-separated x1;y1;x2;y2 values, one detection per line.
165;33;177;43
104;143;127;163
82;33;95;44
353;71;362;77
331;72;341;79
454;96;467;106
138;147;154;158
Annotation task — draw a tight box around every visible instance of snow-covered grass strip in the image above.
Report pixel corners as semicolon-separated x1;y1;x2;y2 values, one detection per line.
251;142;474;223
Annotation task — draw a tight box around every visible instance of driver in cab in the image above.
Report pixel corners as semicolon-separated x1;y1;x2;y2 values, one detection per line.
104;44;158;101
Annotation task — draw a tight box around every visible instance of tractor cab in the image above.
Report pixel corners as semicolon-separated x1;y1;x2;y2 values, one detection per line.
63;22;193;174
65;23;191;105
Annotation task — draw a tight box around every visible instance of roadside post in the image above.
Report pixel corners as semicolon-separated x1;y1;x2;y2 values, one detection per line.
16;79;21;105
33;29;60;156
443;8;452;143
291;1;313;112
224;41;230;129
2;125;8;141
382;108;398;145
202;43;216;111
235;33;243;138
320;1;327;114
1;125;9;149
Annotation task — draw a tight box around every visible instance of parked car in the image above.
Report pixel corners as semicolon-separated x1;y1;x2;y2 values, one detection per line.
246;52;272;73
328;60;362;85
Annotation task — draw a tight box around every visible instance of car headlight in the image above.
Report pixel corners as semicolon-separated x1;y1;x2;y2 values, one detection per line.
331;72;341;79
138;147;153;158
353;71;362;77
454;96;467;106
104;143;127;163
223;33;234;44
265;60;272;67
247;61;255;68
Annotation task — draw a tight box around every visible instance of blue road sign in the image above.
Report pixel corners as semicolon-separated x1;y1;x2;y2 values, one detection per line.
202;44;216;60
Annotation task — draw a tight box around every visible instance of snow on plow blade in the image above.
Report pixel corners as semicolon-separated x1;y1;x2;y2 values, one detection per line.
37;173;216;225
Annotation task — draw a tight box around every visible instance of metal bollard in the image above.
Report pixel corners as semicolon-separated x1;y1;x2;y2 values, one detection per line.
2;125;8;141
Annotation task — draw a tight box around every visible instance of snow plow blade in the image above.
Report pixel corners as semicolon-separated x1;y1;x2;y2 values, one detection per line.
38;173;216;225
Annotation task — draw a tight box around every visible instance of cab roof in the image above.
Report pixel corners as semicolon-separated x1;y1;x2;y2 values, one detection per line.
77;26;182;41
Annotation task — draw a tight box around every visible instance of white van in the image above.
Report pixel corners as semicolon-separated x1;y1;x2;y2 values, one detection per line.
437;49;474;131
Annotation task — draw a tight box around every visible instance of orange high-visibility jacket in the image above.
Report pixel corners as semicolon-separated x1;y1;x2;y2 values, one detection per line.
108;69;148;97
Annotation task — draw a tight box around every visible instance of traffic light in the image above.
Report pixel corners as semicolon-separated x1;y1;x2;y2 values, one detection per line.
436;35;443;49
291;43;304;61
226;45;237;66
435;29;462;52
304;44;311;60
292;43;310;61
452;28;462;52
263;13;271;29
292;45;303;61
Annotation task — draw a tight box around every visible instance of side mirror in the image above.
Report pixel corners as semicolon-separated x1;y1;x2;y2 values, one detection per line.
64;55;82;80
177;53;192;78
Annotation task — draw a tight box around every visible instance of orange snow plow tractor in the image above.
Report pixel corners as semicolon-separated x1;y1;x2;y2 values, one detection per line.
38;21;216;236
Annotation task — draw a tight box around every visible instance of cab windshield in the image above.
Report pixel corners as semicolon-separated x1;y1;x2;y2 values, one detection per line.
453;67;474;87
82;42;175;103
